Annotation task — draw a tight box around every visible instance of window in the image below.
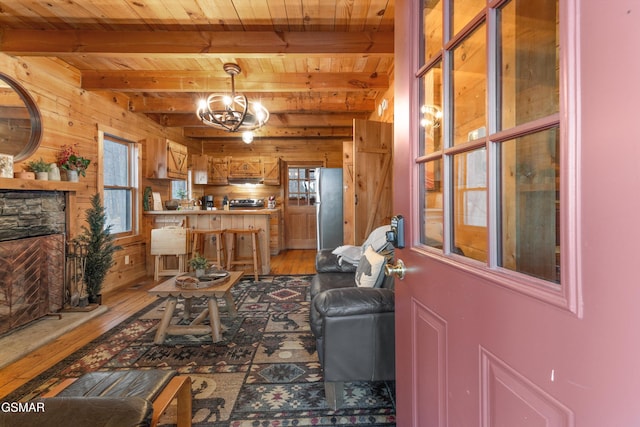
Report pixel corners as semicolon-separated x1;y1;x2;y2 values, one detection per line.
418;1;560;283
103;135;138;236
287;167;317;207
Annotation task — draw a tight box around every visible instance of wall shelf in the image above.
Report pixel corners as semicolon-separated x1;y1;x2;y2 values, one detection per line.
0;177;87;192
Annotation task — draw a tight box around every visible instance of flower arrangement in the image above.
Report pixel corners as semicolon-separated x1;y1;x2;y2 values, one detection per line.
57;144;91;176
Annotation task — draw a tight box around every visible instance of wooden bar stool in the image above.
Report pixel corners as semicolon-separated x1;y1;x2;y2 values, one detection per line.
226;228;261;281
190;229;226;268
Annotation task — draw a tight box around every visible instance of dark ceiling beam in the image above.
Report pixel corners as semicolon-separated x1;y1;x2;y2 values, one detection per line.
155;112;366;128
81;70;388;92
128;93;376;114
184;126;353;139
0;29;394;56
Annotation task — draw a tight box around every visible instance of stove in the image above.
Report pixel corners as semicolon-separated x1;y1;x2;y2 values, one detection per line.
229;198;265;208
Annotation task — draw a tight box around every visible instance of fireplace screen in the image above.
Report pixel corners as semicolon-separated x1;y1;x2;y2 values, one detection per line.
0;234;65;335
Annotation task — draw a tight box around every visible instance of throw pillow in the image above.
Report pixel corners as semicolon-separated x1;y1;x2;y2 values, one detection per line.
362;225;392;252
331;245;363;266
355;245;387;288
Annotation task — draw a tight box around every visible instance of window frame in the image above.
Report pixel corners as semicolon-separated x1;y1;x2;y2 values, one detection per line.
413;0;581;315
98;128;141;240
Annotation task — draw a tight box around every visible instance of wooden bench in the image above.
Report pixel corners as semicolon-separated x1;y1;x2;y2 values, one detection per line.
42;370;192;427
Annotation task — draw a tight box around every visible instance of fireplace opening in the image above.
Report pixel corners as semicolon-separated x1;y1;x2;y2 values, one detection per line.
0;190;66;335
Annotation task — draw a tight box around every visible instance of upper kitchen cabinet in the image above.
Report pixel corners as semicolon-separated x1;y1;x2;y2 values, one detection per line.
191;154;229;185
228;157;262;179
262;157;281;185
209;156;229;185
145;138;188;180
191;154;208;184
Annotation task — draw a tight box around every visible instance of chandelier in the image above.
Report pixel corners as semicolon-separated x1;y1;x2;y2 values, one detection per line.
196;63;269;139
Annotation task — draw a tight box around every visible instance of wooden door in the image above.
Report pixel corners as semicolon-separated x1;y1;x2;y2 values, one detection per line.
284;163;319;249
393;1;640;426
351;119;393;245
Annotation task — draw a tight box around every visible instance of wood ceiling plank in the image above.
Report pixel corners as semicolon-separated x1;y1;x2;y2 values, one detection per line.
266;0;290;31
0;29;394;56
193;0;242;30
233;0;274;31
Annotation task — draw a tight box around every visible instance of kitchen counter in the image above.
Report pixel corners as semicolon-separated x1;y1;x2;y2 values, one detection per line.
145;209;280;275
145;209;277;215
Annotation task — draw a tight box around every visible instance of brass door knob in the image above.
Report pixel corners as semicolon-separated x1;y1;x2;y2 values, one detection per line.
385;259;406;280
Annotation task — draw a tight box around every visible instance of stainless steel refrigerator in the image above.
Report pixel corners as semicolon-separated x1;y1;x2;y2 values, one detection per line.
315;167;344;250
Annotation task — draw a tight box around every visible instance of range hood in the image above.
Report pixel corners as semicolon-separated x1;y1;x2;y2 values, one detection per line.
227;177;264;184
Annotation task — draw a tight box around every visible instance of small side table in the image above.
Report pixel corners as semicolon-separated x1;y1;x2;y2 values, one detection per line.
148;271;242;344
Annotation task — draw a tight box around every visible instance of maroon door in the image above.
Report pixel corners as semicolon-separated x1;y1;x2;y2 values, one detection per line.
392;0;640;426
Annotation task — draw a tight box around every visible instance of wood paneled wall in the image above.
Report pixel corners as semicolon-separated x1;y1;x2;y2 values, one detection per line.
0;53;191;294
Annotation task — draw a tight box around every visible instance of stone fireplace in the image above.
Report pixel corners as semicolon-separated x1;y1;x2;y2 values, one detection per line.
0;190;66;335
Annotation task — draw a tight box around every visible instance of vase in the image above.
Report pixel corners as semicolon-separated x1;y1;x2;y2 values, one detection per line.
35;171;48;180
195;268;205;278
48;163;61;181
66;169;79;182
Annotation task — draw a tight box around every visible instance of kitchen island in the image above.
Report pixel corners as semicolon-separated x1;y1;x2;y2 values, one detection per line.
145;209;277;275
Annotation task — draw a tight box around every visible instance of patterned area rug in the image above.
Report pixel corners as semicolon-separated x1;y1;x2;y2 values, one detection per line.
6;275;396;426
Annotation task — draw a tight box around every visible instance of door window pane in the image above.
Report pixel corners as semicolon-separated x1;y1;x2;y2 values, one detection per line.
498;0;559;130
420;159;444;249
453;148;487;262
452;25;486;146
287;167;317;207
422;0;443;62
451;0;484;37
499;128;560;283
420;61;443;155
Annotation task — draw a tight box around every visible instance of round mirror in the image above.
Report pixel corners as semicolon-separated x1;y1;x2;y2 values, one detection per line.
0;73;42;161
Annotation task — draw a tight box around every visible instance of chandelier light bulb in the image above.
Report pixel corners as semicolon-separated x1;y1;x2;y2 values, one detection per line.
242;131;254;144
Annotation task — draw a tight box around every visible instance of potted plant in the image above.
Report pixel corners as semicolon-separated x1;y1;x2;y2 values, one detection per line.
57;144;91;181
189;252;208;277
26;158;51;180
77;193;122;304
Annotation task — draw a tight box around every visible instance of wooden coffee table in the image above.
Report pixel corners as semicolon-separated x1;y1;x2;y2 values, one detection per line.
148;270;243;344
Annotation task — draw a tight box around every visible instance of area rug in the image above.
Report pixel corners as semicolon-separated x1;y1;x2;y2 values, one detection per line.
5;275;396;426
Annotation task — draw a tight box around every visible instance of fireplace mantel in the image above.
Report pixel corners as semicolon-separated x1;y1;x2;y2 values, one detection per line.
0;177;88;192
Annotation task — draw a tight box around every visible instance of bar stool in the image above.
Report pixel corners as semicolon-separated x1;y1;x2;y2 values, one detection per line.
226;228;261;281
190;229;226;269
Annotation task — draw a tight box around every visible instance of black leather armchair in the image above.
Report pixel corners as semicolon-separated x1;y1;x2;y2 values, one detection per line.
310;247;395;410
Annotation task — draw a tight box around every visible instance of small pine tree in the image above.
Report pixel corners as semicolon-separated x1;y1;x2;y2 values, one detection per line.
79;193;122;300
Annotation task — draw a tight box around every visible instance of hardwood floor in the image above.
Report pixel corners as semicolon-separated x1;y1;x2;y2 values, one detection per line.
0;249;316;399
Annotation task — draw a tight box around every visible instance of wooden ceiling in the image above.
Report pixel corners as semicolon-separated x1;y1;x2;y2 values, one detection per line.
0;1;394;141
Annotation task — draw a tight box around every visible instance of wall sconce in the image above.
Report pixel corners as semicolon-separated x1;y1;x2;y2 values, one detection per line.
377;98;388;117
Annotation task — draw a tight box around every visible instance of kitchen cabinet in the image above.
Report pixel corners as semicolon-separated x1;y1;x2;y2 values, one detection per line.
228;157;262;179
191;154;209;184
209;157;229;185
190;155;229;185
145;138;188;180
262;157;281;185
